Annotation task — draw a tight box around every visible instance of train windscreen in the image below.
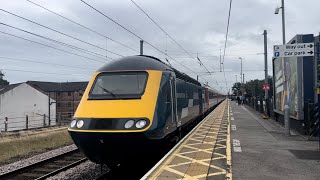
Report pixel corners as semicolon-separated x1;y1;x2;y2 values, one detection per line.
89;71;148;99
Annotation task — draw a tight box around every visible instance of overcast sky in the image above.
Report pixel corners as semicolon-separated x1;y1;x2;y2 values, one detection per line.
1;0;319;93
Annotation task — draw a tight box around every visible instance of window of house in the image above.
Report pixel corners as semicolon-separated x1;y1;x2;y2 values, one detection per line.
68;92;71;96
57;103;60;107
68;102;72;107
57;92;60;96
68;113;72;118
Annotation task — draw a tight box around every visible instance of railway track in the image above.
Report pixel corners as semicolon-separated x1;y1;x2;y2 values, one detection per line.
0;149;87;180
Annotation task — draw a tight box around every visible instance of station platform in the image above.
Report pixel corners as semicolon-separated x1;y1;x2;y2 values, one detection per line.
142;99;320;180
141;100;232;180
230;101;320;180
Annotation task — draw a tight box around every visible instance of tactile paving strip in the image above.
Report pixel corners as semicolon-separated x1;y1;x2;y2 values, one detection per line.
145;100;228;180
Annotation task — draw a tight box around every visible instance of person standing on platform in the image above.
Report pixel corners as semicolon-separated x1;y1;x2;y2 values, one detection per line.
237;96;241;105
241;95;244;105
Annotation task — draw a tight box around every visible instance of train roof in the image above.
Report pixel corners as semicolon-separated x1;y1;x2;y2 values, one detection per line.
98;55;201;86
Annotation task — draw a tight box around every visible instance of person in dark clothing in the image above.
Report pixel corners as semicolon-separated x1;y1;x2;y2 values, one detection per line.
237;96;240;105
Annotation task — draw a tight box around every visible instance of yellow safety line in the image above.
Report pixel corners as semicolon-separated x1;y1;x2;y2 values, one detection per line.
226;99;232;179
148;104;222;178
143;101;230;179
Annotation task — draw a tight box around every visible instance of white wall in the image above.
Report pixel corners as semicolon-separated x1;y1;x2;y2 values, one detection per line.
0;83;56;131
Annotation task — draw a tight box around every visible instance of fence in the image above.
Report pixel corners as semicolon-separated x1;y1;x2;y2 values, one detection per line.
0;112;74;132
304;102;320;146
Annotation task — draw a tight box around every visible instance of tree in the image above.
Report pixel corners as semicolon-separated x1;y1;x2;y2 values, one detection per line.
232;82;241;96
231;76;273;98
0;71;9;86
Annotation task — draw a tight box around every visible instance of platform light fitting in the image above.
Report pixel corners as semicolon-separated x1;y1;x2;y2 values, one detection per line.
274;7;281;14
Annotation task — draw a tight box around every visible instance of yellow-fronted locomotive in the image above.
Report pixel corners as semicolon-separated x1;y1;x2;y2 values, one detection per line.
68;55;224;165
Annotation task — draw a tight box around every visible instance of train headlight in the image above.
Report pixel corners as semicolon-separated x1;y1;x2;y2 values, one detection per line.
70;120;77;128
135;120;147;129
124;120;134;129
76;120;84;128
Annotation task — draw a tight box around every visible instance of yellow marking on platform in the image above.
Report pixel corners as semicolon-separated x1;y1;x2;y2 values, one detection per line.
144;100;231;180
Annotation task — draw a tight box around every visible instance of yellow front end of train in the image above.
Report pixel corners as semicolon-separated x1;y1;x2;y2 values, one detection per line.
68;70;162;133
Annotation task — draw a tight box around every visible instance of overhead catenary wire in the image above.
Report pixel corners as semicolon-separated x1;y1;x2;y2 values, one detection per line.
221;0;233;91
80;0;202;79
130;0;212;75
26;0;139;53
0;22;112;61
0;30;105;63
0;9;124;57
1;68;90;76
0;56;97;70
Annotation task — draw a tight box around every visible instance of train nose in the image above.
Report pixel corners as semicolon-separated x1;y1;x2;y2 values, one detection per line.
68;118;150;131
68;131;153;164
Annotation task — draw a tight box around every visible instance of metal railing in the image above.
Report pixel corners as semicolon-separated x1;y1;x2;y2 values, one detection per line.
305;102;320;138
0;112;74;133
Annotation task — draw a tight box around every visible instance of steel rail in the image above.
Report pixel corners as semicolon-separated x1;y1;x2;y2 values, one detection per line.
0;149;86;180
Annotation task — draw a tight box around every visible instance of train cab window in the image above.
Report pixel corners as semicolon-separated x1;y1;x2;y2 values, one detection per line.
89;71;148;100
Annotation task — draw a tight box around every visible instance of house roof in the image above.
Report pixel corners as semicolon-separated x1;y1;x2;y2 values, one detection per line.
27;81;88;92
0;83;22;95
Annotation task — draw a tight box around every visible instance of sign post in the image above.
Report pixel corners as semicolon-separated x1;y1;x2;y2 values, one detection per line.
273;42;315;136
273;43;314;58
262;83;270;91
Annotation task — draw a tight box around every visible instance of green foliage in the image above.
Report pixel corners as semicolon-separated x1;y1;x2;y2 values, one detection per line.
232;76;273;98
232;82;241;96
0;71;9;86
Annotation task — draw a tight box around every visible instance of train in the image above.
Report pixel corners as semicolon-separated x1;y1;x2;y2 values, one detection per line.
68;55;224;165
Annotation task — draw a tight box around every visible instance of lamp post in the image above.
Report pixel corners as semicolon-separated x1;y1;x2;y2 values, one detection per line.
238;57;243;84
238;57;243;96
275;0;290;136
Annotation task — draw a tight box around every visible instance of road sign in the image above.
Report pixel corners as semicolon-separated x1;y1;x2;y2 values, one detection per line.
273;43;314;58
262;83;269;90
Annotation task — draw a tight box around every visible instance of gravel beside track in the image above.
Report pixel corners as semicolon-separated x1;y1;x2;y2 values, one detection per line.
0;144;77;175
47;161;109;180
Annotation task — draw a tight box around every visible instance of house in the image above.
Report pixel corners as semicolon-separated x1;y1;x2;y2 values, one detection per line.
26;81;88;123
0;82;56;131
0;81;88;132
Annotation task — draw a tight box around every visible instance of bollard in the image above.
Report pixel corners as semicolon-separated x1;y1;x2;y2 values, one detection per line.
43;114;46;127
260;99;264;113
26;115;29;130
59;113;62;126
4;117;8;132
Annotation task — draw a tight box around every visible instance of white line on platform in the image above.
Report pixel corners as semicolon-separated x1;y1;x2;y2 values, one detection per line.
231;117;234;121
233;146;242;152
230;113;233;116
233;139;240;146
232;139;242;152
231;125;237;131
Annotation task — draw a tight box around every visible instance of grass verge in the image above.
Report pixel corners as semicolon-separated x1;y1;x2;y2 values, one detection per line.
0;129;73;165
